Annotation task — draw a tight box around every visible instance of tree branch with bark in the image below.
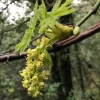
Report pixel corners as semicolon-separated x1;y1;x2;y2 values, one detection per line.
0;0;100;62
0;22;100;62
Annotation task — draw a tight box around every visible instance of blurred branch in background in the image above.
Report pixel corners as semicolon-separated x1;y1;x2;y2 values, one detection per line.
0;18;29;34
0;0;15;14
76;0;100;26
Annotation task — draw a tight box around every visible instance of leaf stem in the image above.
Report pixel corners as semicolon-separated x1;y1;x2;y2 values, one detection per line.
75;0;100;26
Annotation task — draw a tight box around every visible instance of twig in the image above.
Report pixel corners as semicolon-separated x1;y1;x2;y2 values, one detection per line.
92;79;100;90
0;18;29;34
53;23;100;51
75;0;100;26
0;0;15;14
0;49;14;56
0;52;27;62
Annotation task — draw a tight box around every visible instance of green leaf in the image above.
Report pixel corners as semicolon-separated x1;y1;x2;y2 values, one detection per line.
15;28;34;54
53;6;70;15
15;2;39;54
51;0;62;13
39;0;47;20
39;16;58;35
58;0;74;10
39;0;75;35
52;0;75;16
27;2;39;29
15;0;75;54
56;8;75;17
44;49;53;69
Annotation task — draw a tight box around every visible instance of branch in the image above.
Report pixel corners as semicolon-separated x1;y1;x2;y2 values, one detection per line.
0;0;15;14
0;22;100;62
75;0;100;26
91;79;100;90
0;52;27;62
0;18;29;34
0;0;100;62
53;22;100;51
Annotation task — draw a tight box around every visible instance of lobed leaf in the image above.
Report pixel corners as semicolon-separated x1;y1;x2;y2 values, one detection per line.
15;2;39;54
39;0;47;20
53;6;70;15
58;0;74;10
56;8;75;17
15;28;34;54
52;0;75;17
15;0;75;54
51;0;62;13
39;17;57;35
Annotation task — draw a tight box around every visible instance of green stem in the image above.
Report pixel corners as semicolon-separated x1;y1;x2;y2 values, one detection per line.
75;0;100;26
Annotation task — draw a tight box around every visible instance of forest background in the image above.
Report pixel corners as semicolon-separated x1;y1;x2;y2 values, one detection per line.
0;0;100;100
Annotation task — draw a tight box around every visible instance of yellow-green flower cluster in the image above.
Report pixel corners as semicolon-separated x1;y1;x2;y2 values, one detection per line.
20;36;52;98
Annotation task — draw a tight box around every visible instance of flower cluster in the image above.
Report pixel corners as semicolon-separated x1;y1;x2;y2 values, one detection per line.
20;36;52;98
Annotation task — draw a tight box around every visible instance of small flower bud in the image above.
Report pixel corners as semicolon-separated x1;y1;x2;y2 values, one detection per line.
73;26;80;36
42;36;49;45
36;61;43;70
22;80;29;88
32;76;39;84
36;39;40;46
28;86;33;92
39;82;45;89
39;53;45;61
20;69;28;77
34;91;40;97
27;49;32;54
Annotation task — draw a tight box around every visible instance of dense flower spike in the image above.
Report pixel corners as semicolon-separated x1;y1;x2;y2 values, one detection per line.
20;21;80;98
20;22;77;97
20;36;52;98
